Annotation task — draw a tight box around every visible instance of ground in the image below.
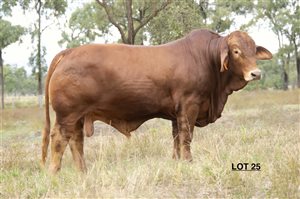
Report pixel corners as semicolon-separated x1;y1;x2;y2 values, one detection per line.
1;90;299;198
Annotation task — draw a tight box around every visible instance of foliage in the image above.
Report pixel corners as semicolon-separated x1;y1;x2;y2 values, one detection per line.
0;0;30;17
60;0;255;46
60;0;171;46
28;0;68;77
0;19;25;49
95;0;172;44
1;0;68;108
59;2;110;48
138;0;255;44
244;0;300;88
254;0;299;48
24;0;68;108
29;46;48;75
3;65;37;95
146;0;202;44
0;1;26;109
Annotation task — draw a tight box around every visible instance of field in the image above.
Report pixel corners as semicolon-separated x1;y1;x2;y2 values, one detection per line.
1;90;299;198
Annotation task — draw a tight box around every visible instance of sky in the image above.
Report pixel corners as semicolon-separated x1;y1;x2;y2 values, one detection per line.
3;2;280;73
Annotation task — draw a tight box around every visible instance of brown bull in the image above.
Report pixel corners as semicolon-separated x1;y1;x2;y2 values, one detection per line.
41;29;272;173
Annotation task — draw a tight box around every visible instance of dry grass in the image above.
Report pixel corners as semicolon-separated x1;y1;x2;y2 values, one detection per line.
1;90;299;198
3;95;39;109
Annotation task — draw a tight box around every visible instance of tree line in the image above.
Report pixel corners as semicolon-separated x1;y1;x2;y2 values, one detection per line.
0;0;299;109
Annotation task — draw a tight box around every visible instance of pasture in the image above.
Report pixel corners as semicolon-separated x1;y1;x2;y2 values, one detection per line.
1;90;299;198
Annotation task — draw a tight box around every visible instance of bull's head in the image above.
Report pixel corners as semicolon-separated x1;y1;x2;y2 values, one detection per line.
220;31;272;81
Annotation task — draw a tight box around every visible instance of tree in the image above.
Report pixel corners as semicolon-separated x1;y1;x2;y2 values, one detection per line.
249;0;300;89
146;0;203;44
0;0;30;18
95;0;172;44
59;2;110;48
146;0;255;44
61;0;255;47
280;1;300;88
28;0;67;107
60;0;172;47
1;0;68;107
0;19;25;109
3;64;37;95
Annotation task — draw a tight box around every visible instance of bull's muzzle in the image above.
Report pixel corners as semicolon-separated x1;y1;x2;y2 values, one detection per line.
245;69;261;81
250;69;261;80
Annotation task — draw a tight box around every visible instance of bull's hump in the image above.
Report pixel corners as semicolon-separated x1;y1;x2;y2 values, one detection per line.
189;29;219;38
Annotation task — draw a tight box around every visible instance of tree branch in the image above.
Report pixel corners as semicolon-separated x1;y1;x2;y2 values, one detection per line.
126;0;134;44
41;22;55;33
132;17;142;23
96;0;127;43
133;0;172;37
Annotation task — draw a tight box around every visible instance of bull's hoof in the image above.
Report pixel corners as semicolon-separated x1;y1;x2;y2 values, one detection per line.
40;160;46;169
49;164;60;175
77;165;87;174
172;152;192;162
182;152;193;162
172;153;180;160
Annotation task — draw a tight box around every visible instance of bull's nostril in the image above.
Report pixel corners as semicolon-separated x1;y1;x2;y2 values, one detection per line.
250;70;261;79
251;72;257;77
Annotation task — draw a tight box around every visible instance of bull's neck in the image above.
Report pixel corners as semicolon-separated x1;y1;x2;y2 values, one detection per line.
207;36;247;122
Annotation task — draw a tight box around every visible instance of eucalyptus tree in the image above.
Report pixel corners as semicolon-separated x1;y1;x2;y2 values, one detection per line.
95;0;172;44
146;0;255;44
249;0;299;89
28;0;68;107
0;0;25;109
60;0;172;47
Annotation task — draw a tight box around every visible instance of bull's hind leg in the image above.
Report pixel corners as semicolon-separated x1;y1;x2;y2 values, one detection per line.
49;122;71;174
69;121;87;172
172;120;180;159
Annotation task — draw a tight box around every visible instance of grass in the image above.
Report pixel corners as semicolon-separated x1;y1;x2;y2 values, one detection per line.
1;90;299;198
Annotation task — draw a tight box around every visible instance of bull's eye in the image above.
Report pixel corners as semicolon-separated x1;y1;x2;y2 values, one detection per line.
234;50;239;54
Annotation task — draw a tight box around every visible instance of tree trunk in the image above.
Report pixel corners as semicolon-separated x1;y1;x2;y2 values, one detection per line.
126;0;134;44
281;57;289;90
276;32;289;91
0;49;4;109
282;70;289;90
294;42;300;88
297;56;300;88
97;0;170;45
37;0;43;108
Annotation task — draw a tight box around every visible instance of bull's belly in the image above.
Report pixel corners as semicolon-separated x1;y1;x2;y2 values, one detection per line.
85;98;175;136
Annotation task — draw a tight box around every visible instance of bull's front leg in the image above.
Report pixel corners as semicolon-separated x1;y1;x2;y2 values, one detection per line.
174;103;199;161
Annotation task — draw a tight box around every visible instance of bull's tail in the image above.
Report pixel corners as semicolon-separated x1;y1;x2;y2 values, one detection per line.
41;49;71;166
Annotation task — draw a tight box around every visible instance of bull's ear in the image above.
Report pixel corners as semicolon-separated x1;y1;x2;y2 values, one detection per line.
220;39;229;72
256;46;272;60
